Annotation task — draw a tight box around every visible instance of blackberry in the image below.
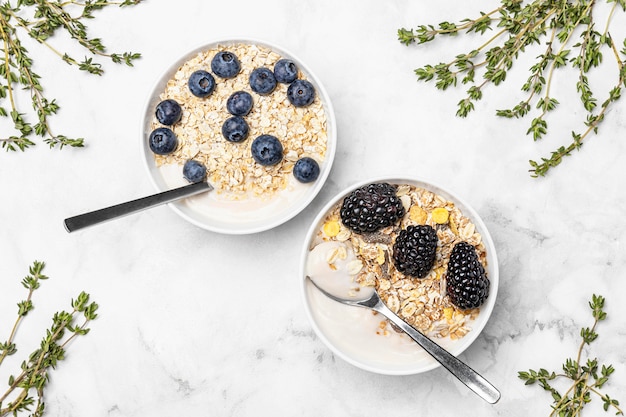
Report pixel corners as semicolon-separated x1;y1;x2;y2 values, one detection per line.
340;183;405;233
392;225;438;278
446;242;490;310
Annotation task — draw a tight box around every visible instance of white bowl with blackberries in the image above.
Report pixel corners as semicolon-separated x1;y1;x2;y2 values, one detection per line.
300;177;498;375
141;39;336;234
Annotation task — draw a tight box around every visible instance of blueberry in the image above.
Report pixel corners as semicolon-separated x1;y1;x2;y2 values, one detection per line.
148;127;178;155
251;135;283;166
287;79;316;107
211;51;241;79
155;99;182;126
188;70;216;98
183;159;207;183
249;67;277;95
222;116;249;143
274;59;298;83
226;91;253;116
293;157;320;183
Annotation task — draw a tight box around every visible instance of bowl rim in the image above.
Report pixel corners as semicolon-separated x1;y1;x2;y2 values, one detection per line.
139;37;337;234
299;175;499;375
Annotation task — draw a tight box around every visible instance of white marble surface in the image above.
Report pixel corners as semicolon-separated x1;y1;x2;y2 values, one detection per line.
2;1;626;416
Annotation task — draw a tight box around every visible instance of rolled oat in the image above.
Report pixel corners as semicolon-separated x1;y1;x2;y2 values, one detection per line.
312;183;488;341
150;43;328;200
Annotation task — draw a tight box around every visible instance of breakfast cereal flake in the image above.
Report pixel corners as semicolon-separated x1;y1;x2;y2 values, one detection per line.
150;43;328;200
313;184;488;341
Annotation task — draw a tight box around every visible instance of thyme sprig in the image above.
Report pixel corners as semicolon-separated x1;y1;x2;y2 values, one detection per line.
518;295;623;416
0;261;98;417
398;0;626;177
0;0;142;151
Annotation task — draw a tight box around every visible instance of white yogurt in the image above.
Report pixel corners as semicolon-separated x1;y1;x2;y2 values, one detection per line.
305;241;462;374
157;163;310;225
301;178;499;374
306;241;375;300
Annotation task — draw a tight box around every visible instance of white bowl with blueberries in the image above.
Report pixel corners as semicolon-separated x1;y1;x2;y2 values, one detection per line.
141;39;336;234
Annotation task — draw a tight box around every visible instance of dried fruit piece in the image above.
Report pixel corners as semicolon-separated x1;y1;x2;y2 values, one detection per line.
323;220;341;237
432;207;449;224
434;266;445;280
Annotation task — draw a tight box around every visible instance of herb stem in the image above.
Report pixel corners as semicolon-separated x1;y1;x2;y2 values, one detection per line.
603;1;618;36
609;31;624;69
0;0;142;150
589;386;625;415
549;375;583;416
0;13;16;112
450;6;507;34
0;296;30;367
0;310;93;415
1;10;59;142
7;8;75;65
540;26;559;119
478;27;509;53
572;373;591;416
1;262;98;417
518;295;622;415
401;0;626;177
58;0;129;7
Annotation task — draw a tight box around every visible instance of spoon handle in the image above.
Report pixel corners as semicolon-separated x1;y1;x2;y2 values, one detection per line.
375;300;500;404
63;181;212;233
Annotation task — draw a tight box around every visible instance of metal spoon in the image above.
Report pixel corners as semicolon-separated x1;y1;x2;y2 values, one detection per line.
63;181;212;233
306;276;501;404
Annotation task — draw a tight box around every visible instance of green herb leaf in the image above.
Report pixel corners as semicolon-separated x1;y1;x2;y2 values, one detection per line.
0;261;98;417
400;1;626;177
0;0;142;151
517;294;623;416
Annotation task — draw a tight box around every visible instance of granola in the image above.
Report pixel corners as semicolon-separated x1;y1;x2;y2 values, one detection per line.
149;43;328;200
310;183;487;340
